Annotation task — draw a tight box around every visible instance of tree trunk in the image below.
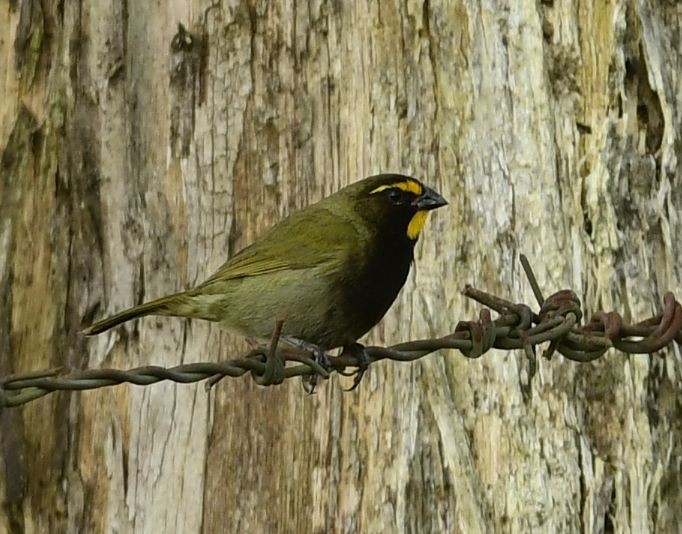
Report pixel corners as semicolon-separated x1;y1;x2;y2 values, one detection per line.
1;1;680;532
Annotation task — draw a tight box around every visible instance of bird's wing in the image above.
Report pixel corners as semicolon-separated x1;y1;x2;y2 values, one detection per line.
201;204;358;284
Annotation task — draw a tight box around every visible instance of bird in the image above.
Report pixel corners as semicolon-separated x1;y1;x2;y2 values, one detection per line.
84;174;447;386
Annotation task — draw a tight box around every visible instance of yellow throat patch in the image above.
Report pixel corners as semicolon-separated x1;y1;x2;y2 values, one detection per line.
407;210;428;240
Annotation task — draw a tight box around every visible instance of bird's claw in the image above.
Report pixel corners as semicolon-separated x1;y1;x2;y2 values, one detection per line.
283;336;330;394
302;346;331;394
342;343;371;392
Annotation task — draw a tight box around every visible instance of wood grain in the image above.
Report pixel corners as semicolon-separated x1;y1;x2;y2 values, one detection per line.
0;1;680;532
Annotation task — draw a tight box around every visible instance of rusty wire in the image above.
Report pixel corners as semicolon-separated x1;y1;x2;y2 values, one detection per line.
1;255;681;408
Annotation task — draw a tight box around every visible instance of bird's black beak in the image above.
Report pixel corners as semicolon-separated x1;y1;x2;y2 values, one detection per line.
414;186;448;210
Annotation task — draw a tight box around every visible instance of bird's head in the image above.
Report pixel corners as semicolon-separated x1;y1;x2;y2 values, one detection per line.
343;174;448;242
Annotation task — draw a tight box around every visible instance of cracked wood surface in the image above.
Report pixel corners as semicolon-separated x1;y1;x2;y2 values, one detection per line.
0;1;680;533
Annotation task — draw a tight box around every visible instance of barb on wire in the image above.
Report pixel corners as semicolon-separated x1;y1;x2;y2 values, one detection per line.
1;255;681;408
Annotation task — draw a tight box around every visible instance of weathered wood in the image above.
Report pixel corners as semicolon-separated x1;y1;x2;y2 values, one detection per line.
1;1;680;532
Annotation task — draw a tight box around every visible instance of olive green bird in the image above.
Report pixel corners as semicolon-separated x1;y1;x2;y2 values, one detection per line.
84;174;447;380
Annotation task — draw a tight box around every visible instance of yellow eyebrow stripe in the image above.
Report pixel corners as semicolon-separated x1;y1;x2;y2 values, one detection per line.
370;180;423;196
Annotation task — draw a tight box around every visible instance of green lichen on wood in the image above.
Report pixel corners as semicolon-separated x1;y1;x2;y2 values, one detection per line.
13;0;45;89
1;105;40;192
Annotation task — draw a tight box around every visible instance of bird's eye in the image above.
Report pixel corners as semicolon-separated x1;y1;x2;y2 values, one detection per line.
388;189;403;204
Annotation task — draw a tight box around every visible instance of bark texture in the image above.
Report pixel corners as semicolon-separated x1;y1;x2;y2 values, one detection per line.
1;1;680;532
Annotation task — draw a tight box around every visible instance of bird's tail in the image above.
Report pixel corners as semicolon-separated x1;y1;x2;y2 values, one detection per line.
83;291;207;335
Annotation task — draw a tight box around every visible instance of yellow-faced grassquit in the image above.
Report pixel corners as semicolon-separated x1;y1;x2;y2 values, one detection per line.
84;174;447;384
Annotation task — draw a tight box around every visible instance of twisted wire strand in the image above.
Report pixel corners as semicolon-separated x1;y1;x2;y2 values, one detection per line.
2;256;680;408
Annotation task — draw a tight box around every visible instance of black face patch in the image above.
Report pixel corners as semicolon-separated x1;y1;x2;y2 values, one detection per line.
386;188;412;206
367;180;431;241
369;180;423;209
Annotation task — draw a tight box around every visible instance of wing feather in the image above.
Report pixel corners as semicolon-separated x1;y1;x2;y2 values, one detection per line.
201;204;359;284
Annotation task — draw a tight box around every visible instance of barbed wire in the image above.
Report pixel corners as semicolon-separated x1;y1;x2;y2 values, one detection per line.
2;255;680;408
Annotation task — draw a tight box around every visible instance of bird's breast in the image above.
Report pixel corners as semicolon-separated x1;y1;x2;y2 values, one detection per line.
331;233;414;341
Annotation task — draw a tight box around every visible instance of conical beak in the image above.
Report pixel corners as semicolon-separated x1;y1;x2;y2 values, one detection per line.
414;186;448;210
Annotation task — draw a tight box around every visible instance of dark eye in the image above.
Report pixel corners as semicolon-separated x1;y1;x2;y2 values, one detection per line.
388;189;404;204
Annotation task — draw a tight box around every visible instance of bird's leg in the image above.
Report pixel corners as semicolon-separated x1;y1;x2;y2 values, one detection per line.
341;343;371;391
263;319;286;385
283;336;331;394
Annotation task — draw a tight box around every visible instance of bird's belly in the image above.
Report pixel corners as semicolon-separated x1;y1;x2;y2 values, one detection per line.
202;268;350;349
201;248;411;350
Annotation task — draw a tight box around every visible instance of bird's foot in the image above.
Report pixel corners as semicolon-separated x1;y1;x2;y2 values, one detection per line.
283;336;331;394
340;343;371;391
